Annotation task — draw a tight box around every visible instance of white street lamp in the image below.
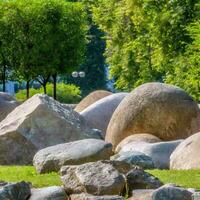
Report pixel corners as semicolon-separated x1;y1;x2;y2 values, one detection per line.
71;71;85;78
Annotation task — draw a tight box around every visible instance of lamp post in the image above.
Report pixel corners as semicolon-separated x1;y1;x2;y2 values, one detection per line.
71;71;85;78
71;71;85;87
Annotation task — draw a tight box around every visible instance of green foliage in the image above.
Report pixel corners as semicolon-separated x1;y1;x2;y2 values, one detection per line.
16;83;82;103
92;0;199;99
165;21;200;102
0;0;88;97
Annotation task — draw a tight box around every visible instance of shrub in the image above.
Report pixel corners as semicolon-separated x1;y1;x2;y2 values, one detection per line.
16;83;82;104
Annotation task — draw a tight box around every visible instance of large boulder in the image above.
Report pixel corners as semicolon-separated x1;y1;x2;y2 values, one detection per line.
119;140;182;169
170;132;200;169
80;93;128;136
152;184;193;200
29;186;68;200
106;83;200;149
0;92;19;122
75;90;112;112
33;139;113;173
115;134;161;153
0;94;102;165
60;160;126;196
70;193;125;200
0;181;31;200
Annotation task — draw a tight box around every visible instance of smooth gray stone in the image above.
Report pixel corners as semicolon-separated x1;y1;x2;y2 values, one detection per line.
33;139;113;173
29;186;68;200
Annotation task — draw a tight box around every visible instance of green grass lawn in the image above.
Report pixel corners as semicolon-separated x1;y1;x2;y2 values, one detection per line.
0;166;61;188
147;169;200;189
0;166;200;189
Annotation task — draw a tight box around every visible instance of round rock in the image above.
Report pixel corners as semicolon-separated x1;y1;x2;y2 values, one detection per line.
152;184;193;200
106;83;200;149
75;90;112;112
119;140;182;169
80;93;128;136
170;132;200;169
115;134;161;153
33;139;113;173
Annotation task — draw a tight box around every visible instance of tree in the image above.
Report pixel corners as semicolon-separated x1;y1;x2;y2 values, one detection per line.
0;0;88;99
92;0;199;91
166;20;200;101
65;0;107;95
36;0;88;99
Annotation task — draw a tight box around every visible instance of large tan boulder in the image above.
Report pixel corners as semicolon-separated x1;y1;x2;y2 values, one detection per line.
0;92;19;122
106;83;200;149
80;93;128;136
75;90;112;112
0;94;102;165
170;132;200;169
115;134;161;153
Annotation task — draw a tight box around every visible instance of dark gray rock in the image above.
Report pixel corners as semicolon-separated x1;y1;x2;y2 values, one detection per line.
111;151;154;169
152;184;192;200
0;181;31;200
126;169;163;194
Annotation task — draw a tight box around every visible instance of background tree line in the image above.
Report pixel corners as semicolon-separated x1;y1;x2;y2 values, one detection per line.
90;0;200;101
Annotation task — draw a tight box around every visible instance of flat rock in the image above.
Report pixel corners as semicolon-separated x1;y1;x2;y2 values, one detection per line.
75;90;112;112
0;181;31;200
127;189;154;200
119;140;182;169
170;132;200;169
111;151;154;169
126;169;163;194
80;93;128;136
29;186;68;200
106;83;200;149
152;184;193;200
70;193;125;200
0;94;102;165
0;92;19;122
115;134;161;153
33;139;113;173
61;160;126;195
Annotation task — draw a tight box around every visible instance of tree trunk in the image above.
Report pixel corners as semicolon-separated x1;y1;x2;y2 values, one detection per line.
26;80;30;99
2;65;6;92
52;74;57;100
43;84;47;94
